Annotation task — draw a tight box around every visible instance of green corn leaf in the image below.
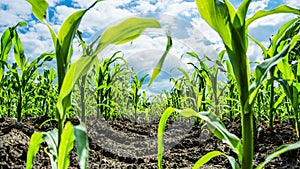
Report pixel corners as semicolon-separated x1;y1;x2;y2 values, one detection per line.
290;34;300;52
26;132;44;169
157;107;175;169
74;124;89;169
249;43;291;106
12;22;27;71
246;5;300;27
292;84;299;111
196;0;232;48
0;29;13;81
57;56;96;118
148;33;172;86
277;54;294;80
225;60;235;81
57;17;164;117
249;35;268;59
58;122;75;169
297;58;300;78
277;79;292;101
179;108;242;157
257;141;300;169
193;151;240;169
157;107;242;169
94;17;161;54
43;129;59;169
270;18;299;56
57;8;90;67
236;0;251;26
274;94;286;109
26;0;48;22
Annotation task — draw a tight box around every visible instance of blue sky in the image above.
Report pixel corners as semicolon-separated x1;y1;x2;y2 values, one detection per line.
0;0;299;94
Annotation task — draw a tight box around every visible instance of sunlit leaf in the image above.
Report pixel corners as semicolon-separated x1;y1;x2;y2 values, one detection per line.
257;141;300;169
74;124;89;169
58;122;75;169
246;5;300;27
26;132;44;169
193;151;240;169
26;0;48;22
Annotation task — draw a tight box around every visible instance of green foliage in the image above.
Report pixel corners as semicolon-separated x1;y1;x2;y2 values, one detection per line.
129;73;148;122
157;1;300;169
0;1;299;169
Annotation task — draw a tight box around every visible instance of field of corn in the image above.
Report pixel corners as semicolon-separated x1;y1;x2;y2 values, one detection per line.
0;0;300;168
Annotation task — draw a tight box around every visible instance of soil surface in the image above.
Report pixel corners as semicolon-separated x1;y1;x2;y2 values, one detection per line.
0;115;300;169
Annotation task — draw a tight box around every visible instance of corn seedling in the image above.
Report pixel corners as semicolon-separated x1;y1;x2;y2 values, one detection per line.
129;73;148;122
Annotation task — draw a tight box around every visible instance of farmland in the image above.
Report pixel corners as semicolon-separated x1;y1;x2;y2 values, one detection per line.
0;0;300;169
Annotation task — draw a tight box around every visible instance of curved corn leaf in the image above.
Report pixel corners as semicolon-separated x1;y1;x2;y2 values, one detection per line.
57;17;164;117
277;53;294;81
270;18;300;56
148;33;172;86
246;5;300;27
74;124;89;169
94;17;161;54
0;28;13;81
196;0;232;48
26;132;44;169
249;43;291;106
257;141;300;169
157;107;175;169
179;108;242;156
26;0;48;22
236;0;251;26
43;129;59;169
58;122;75;169
157;107;242;169
193;151;240;169
12;22;27;71
249;35;268;59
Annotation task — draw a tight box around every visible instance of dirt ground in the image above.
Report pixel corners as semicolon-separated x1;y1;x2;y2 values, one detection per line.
0;115;300;169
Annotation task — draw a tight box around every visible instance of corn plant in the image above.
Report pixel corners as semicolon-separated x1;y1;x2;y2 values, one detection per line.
129;73;148;122
94;52;127;119
251;17;300;132
186;51;227;115
26;0;101;168
157;1;300;169
0;21;53;121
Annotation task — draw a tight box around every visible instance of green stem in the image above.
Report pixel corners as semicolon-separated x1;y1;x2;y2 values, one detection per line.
80;75;86;123
269;68;275;130
17;89;22;122
242;108;254;169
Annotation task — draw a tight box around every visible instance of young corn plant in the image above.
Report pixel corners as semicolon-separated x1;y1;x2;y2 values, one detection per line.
129;73;148;122
157;1;300;169
26;0;101;168
251;17;300;132
94;52;127;119
186;51;227;116
0;21;53;121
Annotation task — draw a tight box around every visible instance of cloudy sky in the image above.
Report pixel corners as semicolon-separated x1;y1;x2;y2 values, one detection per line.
0;0;299;94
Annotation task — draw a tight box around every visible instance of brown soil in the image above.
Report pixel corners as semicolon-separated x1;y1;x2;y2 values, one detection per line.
0;115;300;169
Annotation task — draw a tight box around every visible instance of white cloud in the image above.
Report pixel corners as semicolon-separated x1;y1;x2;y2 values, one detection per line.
54;5;78;24
0;0;32;28
284;0;300;8
247;0;270;16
